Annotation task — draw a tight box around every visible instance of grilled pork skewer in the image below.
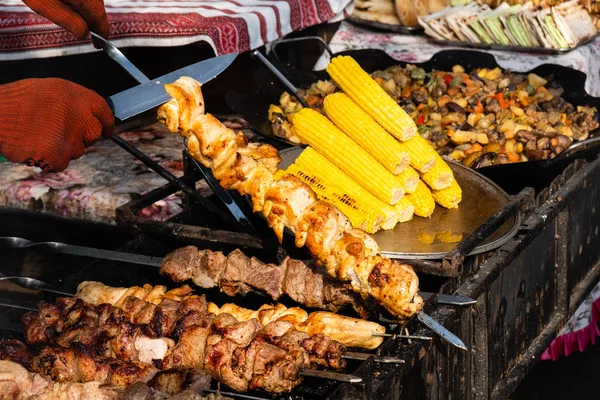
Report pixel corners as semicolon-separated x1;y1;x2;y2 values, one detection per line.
0;341;230;399
76;281;385;350
160;246;374;317
157;78;423;321
22;294;354;392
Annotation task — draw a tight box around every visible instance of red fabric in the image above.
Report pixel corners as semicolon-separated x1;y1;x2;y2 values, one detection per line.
0;1;353;60
0;78;114;172
22;0;109;39
541;298;600;361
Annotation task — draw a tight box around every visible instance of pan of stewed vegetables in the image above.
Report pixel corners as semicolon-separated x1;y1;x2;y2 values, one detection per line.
265;57;599;170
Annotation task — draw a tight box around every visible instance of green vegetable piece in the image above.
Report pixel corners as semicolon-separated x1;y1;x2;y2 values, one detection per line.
450;76;462;88
410;68;426;80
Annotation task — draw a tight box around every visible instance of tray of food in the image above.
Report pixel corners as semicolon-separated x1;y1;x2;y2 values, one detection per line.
419;0;599;54
347;0;428;34
227;47;599;194
277;146;519;259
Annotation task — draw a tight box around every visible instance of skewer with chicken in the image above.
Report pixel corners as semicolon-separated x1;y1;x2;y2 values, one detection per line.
157;77;423;321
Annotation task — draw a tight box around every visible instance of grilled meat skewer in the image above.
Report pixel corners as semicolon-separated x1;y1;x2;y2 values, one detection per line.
0;344;229;399
157;78;423;321
21;295;346;393
160;246;373;317
77;281;385;350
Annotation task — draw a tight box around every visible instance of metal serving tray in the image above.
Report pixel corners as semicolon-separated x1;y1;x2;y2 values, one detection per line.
347;16;424;35
277;148;520;260
431;33;599;55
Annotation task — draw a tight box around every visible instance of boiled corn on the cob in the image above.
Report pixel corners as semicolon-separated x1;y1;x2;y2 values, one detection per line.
406;180;436;218
326;56;417;141
393;196;415;223
432;179;463;209
396;166;420;194
293;108;404;205
401;135;439;173
420;157;454;190
323;93;410;175
291;147;399;233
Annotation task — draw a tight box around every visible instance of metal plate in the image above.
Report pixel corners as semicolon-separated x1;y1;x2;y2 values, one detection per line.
347;16;424;34
278;147;520;260
431;33;599;55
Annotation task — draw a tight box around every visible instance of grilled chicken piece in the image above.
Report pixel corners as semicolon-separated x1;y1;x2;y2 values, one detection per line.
262;174;317;242
157;78;424;320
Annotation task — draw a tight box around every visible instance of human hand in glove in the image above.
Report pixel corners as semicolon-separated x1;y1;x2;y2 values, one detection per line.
22;0;109;40
0;78;114;172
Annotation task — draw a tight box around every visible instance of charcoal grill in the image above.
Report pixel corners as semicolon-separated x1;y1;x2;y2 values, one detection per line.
1;46;599;400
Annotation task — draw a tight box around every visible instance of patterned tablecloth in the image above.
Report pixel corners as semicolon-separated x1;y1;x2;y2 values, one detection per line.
314;21;600;97
314;20;600;361
0;0;353;61
0;115;253;222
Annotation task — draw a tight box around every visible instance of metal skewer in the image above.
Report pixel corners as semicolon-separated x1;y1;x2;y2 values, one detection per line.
0;279;402;363
203;389;272;400
299;369;362;383
371;332;433;341
343;351;404;363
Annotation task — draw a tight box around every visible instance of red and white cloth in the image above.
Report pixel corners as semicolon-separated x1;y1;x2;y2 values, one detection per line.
0;0;353;61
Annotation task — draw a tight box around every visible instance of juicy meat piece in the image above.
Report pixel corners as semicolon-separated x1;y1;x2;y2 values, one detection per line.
121;297;149;324
148;369;189;395
203;251;227;285
172;311;215;341
247;338;301;393
179;296;208;316
245;257;285;300
300;334;345;370
0;340;33;368
159;326;209;370
209;314;261;347
150;299;182;337
31;346;111;383
22;302;62;345
161;246;197;282
220;249;251;296
204;339;245;390
282;258;309;306
109;360;158;388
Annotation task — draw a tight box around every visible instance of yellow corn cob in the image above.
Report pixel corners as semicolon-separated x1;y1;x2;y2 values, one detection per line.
420;156;454;190
406;180;436;218
293;108;404;205
326;56;417;141
393;196;415;223
323;93;410;175
291;147;399;233
396;166;420;194
432;179;463;209
402;135;439;173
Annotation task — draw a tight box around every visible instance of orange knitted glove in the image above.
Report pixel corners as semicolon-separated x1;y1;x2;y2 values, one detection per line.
0;78;114;172
23;0;109;40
